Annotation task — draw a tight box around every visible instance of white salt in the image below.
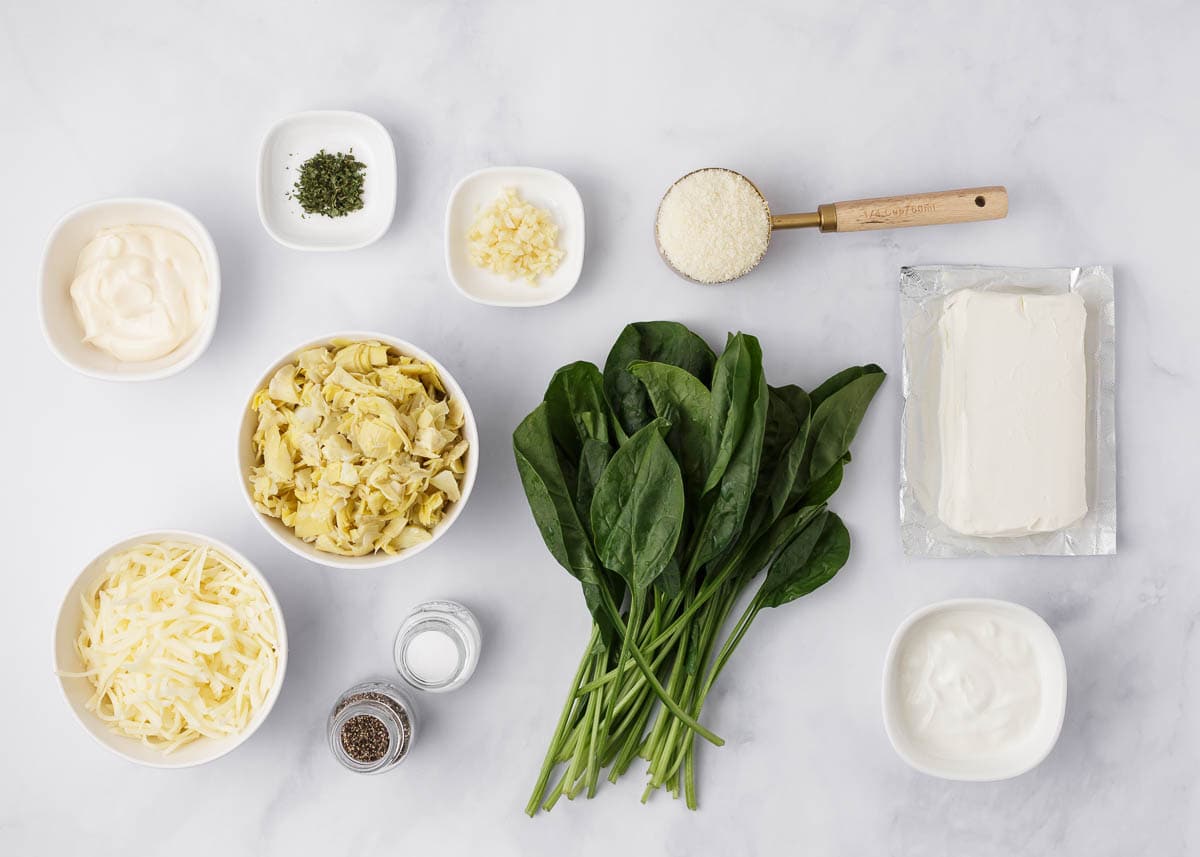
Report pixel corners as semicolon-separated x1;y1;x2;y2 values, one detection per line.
403;629;462;684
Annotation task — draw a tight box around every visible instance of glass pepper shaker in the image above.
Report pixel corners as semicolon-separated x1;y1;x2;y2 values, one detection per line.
327;680;418;774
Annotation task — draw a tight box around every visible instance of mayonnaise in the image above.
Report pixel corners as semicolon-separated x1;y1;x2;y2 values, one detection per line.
895;608;1043;759
69;225;209;362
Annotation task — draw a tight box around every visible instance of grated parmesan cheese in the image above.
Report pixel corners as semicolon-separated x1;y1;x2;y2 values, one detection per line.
468;187;564;283
66;541;280;753
656;169;771;284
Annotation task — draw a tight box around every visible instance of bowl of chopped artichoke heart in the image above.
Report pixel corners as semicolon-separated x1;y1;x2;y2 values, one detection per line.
238;334;477;569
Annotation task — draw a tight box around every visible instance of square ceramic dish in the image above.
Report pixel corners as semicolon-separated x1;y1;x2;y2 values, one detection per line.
444;166;584;307
257;110;396;251
882;598;1067;781
38;198;220;381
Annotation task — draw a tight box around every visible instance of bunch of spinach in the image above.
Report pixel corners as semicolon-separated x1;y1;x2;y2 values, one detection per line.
514;321;884;813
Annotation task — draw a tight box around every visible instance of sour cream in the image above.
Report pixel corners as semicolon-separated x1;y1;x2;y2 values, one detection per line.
69;225;208;362
883;599;1066;780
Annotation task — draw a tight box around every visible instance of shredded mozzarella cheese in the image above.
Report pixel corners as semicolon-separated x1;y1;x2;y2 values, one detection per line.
68;541;280;753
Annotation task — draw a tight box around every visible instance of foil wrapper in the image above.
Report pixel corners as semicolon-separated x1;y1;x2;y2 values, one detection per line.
899;265;1116;557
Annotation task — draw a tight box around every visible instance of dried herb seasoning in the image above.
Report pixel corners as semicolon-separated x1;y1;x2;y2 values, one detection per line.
288;149;366;218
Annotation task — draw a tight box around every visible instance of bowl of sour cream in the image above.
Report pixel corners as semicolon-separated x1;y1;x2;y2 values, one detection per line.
882;598;1067;781
39;198;220;381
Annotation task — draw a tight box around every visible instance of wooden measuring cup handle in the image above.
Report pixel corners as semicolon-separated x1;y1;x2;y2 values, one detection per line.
820;186;1007;232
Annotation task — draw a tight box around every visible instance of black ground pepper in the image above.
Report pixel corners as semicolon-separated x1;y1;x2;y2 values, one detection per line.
334;690;413;765
340;714;390;763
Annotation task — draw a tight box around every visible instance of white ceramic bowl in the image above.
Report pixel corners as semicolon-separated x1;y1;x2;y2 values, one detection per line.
881;597;1067;781
257;110;396;250
238;332;479;569
53;530;288;768
39;198;221;381
445;166;585;307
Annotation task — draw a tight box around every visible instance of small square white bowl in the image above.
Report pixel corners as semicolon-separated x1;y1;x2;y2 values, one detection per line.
445;166;584;307
257;110;396;251
38;198;220;382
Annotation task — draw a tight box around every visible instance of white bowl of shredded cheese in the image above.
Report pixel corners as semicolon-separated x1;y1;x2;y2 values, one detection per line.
53;531;287;768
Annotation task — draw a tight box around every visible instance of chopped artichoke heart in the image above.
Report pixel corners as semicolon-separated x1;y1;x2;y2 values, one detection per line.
268;365;301;404
248;341;469;557
264;428;294;482
467;187;565;284
431;469;461;502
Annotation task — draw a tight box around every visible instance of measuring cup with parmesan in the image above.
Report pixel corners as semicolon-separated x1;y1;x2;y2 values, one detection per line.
655;167;1008;284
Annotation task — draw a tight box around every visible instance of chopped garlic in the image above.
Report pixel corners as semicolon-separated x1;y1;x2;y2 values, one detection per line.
468;187;564;283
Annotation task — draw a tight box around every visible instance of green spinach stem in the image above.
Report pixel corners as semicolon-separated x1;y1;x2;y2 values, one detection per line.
599;586;724;747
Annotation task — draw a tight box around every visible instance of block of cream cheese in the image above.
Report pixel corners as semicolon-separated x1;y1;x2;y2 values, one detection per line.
936;289;1087;537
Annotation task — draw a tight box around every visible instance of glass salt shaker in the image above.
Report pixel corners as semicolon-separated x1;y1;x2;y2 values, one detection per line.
327;680;418;774
394;600;481;693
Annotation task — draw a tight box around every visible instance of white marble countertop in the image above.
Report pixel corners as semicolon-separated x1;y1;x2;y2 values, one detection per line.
3;1;1197;854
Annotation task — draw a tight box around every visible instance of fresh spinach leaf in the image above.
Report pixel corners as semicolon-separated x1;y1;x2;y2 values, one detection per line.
604;322;716;436
800;457;844;506
759;386;812;526
514;404;626;645
657;555;683;599
545;361;615;460
770;384;812;427
575;437;614;533
760;386;802;474
693;352;769;567
808;364;883;410
704;333;763;494
738;504;825;583
764;510;828;585
756;513;850;609
806;368;885;483
629;361;712;499
513;403;604;585
590;420;685;592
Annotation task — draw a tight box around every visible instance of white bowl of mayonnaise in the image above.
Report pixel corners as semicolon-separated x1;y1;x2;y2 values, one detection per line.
39;198;220;381
882;598;1067;781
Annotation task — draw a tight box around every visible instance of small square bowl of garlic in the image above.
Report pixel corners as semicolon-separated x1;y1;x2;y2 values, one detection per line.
444;166;585;307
